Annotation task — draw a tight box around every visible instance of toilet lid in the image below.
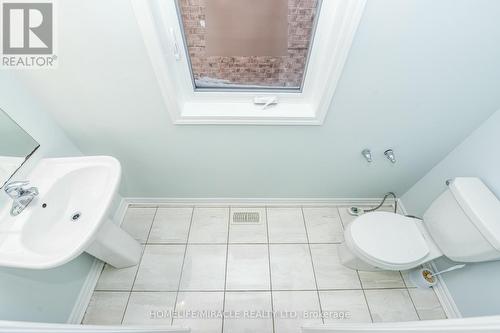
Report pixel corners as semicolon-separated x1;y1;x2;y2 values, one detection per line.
349;212;430;265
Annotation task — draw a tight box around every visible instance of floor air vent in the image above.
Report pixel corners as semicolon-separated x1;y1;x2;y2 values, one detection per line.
232;211;260;224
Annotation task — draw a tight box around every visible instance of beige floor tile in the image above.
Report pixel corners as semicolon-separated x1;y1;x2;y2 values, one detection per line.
365;289;419;322
121;207;157;243
82;291;129;325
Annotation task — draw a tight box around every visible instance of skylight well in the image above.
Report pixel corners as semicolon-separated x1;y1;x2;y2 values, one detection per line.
133;0;366;124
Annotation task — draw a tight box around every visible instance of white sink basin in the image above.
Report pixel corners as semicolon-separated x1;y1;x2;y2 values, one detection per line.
0;156;141;269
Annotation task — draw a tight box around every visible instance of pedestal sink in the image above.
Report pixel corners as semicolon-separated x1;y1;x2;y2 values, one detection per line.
0;156;141;269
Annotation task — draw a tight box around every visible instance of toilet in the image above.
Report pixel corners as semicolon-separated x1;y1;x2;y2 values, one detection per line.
339;177;500;271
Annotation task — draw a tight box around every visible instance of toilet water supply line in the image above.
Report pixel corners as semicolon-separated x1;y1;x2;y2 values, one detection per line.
348;192;398;216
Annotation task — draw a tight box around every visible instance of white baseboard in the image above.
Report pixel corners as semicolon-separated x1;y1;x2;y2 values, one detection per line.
66;259;104;324
395;198;406;214
397;199;462;319
66;198;129;324
124;197;392;207
426;261;462;319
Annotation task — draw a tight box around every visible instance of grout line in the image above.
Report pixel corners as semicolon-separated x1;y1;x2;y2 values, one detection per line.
171;207;195;326
355;286;410;291
300;206;325;325
120;207;158;324
221;207;231;333
401;271;421;320
265;207;276;333
357;270;374;323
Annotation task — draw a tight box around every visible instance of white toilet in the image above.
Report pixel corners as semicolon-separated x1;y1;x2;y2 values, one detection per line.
339;177;500;271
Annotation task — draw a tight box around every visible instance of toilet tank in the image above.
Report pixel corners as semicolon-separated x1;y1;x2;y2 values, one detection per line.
423;177;500;262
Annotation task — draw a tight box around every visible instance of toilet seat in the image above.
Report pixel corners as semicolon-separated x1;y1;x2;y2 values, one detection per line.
344;211;434;270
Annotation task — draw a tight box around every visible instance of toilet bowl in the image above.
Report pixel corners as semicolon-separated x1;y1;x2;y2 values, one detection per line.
339;177;500;271
339;211;442;271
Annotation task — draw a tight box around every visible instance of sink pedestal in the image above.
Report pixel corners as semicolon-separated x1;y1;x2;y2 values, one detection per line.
86;219;141;268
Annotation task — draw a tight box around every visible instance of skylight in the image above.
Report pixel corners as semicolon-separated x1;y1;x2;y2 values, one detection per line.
176;0;320;90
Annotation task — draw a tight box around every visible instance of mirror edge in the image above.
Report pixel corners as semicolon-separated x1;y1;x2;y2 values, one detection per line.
0;144;40;189
0;107;41;189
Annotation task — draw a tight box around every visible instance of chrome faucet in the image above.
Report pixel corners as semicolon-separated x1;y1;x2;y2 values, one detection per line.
4;181;39;216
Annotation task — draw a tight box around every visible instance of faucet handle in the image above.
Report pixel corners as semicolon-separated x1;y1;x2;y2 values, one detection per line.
4;180;30;198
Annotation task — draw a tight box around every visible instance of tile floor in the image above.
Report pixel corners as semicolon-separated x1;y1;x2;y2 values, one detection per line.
83;205;446;333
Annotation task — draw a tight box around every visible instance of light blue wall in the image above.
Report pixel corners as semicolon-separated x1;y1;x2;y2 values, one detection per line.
15;0;500;198
402;109;500;317
0;72;95;323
